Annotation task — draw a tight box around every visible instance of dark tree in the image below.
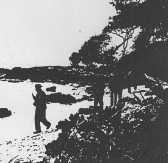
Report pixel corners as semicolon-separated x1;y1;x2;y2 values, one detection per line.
106;0;168;78
69;34;113;67
69;52;81;67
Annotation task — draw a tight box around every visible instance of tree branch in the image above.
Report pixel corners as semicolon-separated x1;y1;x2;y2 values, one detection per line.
114;26;137;52
111;31;125;39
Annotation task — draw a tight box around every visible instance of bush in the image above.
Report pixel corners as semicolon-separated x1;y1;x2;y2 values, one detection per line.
45;96;166;163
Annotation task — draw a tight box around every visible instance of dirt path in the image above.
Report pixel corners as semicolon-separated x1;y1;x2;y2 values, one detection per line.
0;128;60;163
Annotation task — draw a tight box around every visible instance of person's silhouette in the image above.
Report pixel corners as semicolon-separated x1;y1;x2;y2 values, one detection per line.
32;84;51;133
109;75;122;107
93;81;104;111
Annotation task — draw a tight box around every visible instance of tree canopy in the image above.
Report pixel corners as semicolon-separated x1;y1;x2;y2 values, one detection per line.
69;0;168;82
109;0;168;81
69;34;113;67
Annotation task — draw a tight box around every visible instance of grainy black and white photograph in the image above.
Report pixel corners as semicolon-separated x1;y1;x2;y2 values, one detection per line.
0;0;168;162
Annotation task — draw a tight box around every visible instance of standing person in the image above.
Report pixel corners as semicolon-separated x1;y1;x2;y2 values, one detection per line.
109;74;123;107
32;84;51;134
93;81;105;111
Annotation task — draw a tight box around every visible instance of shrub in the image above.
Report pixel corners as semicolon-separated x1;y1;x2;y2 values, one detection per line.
45;96;165;163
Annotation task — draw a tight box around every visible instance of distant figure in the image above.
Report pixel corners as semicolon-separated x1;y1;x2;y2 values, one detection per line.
32;84;51;134
127;71;138;94
93;81;105;110
109;75;123;107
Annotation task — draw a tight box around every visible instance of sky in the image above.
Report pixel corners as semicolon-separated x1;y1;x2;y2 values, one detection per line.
0;0;116;69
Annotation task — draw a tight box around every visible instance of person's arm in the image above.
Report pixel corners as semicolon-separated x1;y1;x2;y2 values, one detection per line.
32;93;38;106
33;93;43;106
32;93;36;100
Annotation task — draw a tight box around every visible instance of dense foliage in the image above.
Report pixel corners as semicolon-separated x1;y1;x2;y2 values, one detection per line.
69;34;112;67
69;0;168;84
45;1;168;162
107;0;168;81
45;93;167;162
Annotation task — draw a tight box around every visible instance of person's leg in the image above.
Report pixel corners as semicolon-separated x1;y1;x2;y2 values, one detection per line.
114;92;117;106
118;89;122;101
35;109;41;132
94;97;98;109
134;85;137;90
110;91;114;107
99;96;103;111
40;109;51;128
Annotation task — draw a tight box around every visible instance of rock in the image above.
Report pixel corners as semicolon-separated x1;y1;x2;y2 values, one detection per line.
46;86;56;92
77;95;90;102
0;108;12;118
46;93;77;105
79;108;98;114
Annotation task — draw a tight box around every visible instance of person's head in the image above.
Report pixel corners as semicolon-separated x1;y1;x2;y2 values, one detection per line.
35;84;42;92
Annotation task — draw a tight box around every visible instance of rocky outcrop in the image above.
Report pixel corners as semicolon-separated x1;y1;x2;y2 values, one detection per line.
46;93;77;105
46;86;56;92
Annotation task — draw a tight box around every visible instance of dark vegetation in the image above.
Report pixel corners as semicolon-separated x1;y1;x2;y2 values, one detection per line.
69;0;168;82
0;66;111;87
0;66;85;84
43;0;168;162
45;91;168;163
